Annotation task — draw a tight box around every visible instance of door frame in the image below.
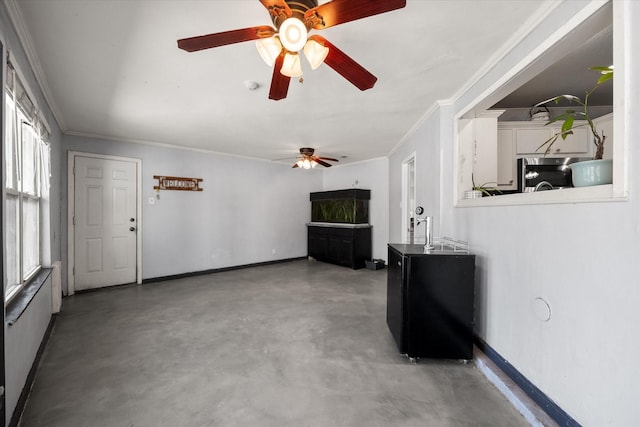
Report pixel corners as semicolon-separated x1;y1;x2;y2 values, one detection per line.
401;153;416;243
1;37;7;426
67;151;142;295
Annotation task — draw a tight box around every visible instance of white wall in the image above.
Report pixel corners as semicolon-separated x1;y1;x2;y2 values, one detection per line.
321;158;389;261
2;4;62;425
388;1;640;425
62;135;323;284
6;0;637;425
5;278;52;422
389;107;444;244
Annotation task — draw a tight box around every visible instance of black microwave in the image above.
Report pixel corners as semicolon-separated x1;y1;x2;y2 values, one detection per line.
517;157;590;192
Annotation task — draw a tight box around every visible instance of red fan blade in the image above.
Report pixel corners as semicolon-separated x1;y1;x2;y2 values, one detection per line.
308;35;377;91
315;159;333;168
178;26;275;52
259;0;292;20
269;52;291;100
317;156;339;162
305;0;406;30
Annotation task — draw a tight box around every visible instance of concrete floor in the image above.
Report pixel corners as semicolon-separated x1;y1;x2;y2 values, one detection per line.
20;259;529;427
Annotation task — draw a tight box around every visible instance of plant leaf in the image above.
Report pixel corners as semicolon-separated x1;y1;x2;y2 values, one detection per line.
590;66;612;72
546;112;575;125
534;96;563;107
557;95;582;104
597;72;613;84
561;116;574;133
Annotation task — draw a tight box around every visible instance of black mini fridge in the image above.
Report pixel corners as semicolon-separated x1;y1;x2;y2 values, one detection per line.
386;244;475;360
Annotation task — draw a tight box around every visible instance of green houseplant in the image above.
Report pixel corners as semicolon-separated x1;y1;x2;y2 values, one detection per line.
534;65;614;186
464;175;501;199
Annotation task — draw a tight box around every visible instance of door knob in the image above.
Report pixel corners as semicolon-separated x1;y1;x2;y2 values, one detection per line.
129;227;136;232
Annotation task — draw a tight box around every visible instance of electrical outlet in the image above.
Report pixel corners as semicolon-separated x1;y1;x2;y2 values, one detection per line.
149;197;155;205
272;249;276;255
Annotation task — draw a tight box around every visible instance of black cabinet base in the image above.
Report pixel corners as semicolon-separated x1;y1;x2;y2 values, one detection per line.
386;244;475;360
308;225;372;269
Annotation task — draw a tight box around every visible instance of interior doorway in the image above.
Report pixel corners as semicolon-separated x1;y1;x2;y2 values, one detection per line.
67;152;142;294
402;155;416;243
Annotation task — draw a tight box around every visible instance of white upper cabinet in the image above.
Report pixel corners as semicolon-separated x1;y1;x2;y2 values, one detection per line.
473;111;503;187
499;121;593;157
515;128;553;154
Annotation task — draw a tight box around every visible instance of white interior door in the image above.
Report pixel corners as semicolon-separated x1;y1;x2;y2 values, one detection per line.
73;155;138;291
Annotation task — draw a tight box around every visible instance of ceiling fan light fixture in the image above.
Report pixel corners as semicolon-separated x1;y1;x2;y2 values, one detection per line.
296;158;316;169
280;52;302;77
256;36;283;67
303;39;329;70
177;0;407;100
279;18;308;52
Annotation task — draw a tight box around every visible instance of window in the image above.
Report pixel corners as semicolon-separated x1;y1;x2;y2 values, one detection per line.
4;63;50;302
454;0;627;206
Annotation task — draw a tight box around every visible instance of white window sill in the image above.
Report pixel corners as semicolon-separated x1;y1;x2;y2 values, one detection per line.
456;184;628;207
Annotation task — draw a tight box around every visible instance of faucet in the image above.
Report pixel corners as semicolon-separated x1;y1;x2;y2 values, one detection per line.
415;215;434;250
534;181;554;191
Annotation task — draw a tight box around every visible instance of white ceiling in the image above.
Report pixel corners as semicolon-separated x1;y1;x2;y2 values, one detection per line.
10;0;549;165
494;3;613;109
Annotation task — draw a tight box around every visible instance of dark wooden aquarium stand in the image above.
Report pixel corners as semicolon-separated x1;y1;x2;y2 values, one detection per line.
307;224;372;269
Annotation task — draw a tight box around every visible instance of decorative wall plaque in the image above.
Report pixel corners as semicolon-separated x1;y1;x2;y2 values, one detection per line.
153;175;203;191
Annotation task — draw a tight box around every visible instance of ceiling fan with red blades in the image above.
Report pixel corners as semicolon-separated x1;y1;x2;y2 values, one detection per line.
293;147;338;169
177;0;406;100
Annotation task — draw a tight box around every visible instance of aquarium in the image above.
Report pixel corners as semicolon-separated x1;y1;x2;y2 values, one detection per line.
309;189;370;224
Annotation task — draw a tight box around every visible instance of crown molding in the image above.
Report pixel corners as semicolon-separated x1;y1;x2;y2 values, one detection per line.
64;130;306;166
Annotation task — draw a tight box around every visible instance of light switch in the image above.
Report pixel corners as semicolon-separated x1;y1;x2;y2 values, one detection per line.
148;197;155;205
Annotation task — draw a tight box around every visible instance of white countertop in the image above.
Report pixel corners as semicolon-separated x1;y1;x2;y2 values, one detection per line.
306;222;372;229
